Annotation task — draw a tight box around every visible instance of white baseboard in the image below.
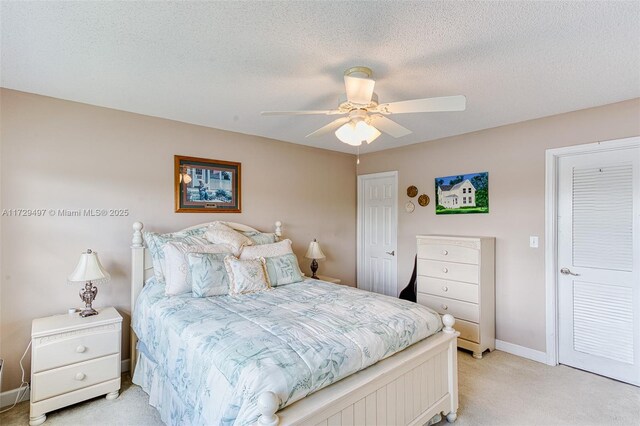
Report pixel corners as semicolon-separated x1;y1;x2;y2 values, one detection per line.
495;340;548;364
0;358;130;410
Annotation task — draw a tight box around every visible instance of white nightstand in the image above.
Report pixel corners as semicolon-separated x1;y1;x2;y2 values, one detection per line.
317;275;341;284
29;307;122;426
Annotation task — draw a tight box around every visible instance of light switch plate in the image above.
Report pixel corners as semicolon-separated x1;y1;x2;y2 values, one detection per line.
530;236;539;248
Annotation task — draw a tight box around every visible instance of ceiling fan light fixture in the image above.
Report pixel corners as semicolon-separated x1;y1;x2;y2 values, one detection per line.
335;120;381;146
335;122;360;146
355;120;381;144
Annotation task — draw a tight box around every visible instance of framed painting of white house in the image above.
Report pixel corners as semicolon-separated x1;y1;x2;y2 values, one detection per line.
174;155;241;213
435;172;489;215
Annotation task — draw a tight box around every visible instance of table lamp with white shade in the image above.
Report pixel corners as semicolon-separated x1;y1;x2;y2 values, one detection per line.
68;249;111;317
305;239;326;279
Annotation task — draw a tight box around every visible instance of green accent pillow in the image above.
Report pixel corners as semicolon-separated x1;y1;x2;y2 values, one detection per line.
265;253;304;287
187;252;231;297
242;231;278;245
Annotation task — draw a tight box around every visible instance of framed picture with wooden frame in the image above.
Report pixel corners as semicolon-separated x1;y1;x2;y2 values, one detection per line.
174;155;241;213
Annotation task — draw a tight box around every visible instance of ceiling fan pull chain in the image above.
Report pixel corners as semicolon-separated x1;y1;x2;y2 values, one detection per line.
356;146;360;165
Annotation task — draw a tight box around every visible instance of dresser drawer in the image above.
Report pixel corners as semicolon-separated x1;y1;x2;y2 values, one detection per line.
31;353;119;402
455;318;480;343
417;293;479;323
418;259;479;284
32;329;119;373
417;276;478;304
417;243;479;265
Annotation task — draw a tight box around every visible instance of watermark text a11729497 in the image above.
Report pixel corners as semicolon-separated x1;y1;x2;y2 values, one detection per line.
1;208;130;217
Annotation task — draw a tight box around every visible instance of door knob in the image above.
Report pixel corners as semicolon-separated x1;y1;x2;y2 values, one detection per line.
560;267;580;276
386;250;395;256
75;372;86;381
76;345;86;353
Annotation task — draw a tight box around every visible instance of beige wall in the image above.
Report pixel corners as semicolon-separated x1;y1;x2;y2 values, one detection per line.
1;89;638;392
0;89;357;391
358;98;640;354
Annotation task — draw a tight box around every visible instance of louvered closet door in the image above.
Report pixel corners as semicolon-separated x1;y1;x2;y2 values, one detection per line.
558;146;640;385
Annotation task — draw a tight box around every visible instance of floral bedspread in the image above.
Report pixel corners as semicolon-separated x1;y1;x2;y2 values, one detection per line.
132;278;442;425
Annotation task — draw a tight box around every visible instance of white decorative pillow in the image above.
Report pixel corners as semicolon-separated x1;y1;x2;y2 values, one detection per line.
143;227;210;284
204;222;253;255
239;239;294;260
224;256;272;295
163;241;233;296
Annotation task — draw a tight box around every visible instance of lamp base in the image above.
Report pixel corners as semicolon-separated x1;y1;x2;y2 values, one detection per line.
310;259;319;279
79;307;98;317
79;281;99;317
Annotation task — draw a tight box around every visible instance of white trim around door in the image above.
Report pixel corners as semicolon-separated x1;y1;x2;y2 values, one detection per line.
545;136;640;367
357;171;398;296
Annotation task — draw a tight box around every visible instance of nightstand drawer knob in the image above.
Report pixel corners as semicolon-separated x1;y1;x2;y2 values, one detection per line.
76;345;86;353
441;304;448;310
442;267;448;273
442;286;448;292
442;250;448;255
75;372;86;381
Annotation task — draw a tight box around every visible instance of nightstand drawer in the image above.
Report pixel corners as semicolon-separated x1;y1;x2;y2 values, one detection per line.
417;243;479;265
417;293;479;323
32;329;119;373
31;353;119;402
417;276;478;303
417;259;479;284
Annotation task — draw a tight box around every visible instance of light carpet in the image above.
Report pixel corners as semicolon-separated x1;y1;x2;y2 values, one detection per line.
1;350;638;425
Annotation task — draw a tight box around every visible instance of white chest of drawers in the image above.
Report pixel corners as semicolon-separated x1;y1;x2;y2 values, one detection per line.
29;307;122;425
416;235;495;359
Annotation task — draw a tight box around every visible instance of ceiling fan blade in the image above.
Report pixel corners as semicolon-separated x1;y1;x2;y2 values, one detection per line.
261;110;342;116
370;115;412;138
306;117;351;138
379;95;466;114
344;75;375;105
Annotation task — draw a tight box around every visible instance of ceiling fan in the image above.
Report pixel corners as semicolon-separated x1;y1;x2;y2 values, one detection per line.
261;66;466;146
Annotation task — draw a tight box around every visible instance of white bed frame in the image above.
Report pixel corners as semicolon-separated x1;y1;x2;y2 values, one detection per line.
130;221;459;426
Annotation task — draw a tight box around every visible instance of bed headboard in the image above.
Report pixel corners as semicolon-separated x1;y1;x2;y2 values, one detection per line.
129;220;282;374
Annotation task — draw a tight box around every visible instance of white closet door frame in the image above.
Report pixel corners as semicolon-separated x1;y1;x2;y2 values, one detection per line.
545;136;640;366
357;171;398;294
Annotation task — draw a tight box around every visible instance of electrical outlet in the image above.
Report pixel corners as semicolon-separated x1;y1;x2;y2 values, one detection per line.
530;236;539;248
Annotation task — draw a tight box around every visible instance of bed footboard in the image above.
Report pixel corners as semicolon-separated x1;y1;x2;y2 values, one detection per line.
257;315;459;426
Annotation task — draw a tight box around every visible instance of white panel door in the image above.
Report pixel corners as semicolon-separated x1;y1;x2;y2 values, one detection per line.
358;172;398;296
557;145;640;385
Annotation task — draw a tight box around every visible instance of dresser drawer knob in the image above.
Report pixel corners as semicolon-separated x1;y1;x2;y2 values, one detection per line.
442;267;448;273
442;286;448;292
76;345;86;353
75;372;86;381
441;304;448;310
442;250;448;255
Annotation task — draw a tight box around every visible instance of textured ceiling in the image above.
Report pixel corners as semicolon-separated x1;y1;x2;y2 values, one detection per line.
2;1;639;154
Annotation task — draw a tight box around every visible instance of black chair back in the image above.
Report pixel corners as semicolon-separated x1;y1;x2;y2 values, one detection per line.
398;255;417;302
